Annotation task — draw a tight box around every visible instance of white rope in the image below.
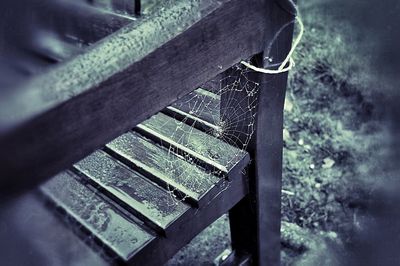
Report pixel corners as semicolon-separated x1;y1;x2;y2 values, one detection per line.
240;2;304;74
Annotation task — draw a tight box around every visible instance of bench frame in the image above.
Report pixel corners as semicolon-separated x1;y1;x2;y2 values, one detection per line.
0;0;295;265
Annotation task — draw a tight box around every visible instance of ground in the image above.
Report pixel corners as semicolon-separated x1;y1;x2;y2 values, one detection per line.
168;0;396;265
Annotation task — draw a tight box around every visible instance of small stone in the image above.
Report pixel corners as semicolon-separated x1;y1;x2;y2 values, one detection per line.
322;157;335;169
304;144;312;150
284;98;294;112
283;128;291;142
326;231;338;239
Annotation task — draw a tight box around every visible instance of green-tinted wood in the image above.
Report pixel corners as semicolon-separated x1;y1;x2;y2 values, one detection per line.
137;112;249;177
105;131;222;207
126;159;249;266
0;0;272;197
170;88;220;126
40;171;155;261
73;150;191;235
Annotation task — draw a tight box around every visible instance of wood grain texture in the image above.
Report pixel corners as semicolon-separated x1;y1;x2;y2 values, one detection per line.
73;150;191;235
105;131;222;207
170;88;221;126
253;2;295;265
0;193;110;266
136;112;249;177
51;159;246;266
129;165;248;266
0;0;271;197
225;1;295;265
40;171;155;261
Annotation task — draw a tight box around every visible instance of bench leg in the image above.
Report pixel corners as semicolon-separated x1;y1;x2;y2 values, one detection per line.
226;59;289;266
223;2;295;262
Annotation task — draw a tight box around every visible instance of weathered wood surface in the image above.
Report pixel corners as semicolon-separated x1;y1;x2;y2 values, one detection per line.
224;1;295;265
0;0;272;196
0;193;110;266
255;43;293;266
164;88;221;133
40;153;247;266
137;112;249;177
41;171;155;261
73;150;191;235
164;106;220;135
133;164;248;266
170;88;221;126
35;112;251;265
105;131;222;207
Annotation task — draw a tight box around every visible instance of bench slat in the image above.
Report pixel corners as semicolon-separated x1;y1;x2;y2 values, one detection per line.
73;150;191;235
0;0;270;196
0;193;110;266
170;88;220;126
105;131;222;207
40;171;155;261
137;112;249;177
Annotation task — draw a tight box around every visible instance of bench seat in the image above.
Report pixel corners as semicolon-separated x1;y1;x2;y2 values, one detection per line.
36;89;250;265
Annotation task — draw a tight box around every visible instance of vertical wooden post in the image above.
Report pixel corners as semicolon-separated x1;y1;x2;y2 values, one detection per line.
221;1;295;265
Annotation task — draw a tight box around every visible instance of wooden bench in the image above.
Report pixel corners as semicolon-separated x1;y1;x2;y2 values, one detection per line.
0;0;294;265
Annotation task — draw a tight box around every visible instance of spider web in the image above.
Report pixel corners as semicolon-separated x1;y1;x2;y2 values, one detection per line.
157;63;260;204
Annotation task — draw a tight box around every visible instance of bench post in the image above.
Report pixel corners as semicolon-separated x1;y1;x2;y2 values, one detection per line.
220;1;295;264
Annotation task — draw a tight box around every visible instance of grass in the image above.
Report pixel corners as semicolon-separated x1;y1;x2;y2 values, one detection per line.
280;0;393;263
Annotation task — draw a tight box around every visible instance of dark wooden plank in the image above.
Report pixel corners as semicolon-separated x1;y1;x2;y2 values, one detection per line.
73;150;191;235
224;1;295;265
0;193;110;266
136;112;249;177
252;4;294;264
0;0;271;197
164;105;220;133
105;131;222;207
129;157;248;266
220;60;259;263
170;88;221;126
40;171;155;261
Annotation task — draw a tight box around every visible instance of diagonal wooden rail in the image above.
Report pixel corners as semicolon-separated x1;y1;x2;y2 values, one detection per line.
0;0;278;197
